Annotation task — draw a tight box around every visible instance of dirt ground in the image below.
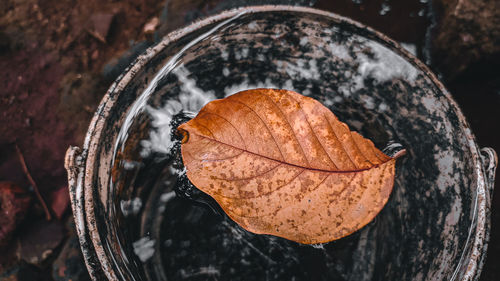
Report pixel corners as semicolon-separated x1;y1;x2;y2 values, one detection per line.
0;0;166;279
1;0;499;280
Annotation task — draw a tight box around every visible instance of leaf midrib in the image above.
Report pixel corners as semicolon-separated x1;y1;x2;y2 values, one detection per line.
194;133;391;174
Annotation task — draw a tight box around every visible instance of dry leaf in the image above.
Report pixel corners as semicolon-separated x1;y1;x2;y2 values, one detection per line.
178;89;403;244
0;182;31;248
50;186;70;220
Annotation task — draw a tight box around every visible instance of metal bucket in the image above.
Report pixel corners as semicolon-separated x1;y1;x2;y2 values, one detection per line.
65;6;497;281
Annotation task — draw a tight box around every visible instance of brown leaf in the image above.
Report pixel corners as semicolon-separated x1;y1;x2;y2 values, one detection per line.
87;13;115;43
19;220;65;265
178;89;403;244
50;186;70;220
0;182;31;248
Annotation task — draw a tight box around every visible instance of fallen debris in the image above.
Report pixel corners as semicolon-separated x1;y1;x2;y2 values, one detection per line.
19;220;65;265
50;186;70;220
87;13;115;43
0;182;31;248
15;144;52;221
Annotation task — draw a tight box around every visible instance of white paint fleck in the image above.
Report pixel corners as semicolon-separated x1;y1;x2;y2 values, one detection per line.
338;85;351;97
241;47;249;58
160;191;176;203
428;195;462;280
323;98;333;106
362;95;376;110
445;197;462;226
351;41;419;92
283;79;294;91
164;239;173;247
435;148;460;193
378;103;388;111
222;67;230;77
421;96;437;111
400;42;417;56
328;43;351;60
282;59;320;80
133;237;155;262
379;3;391;15
310;244;325;249
247;21;258;30
120;197;142;216
122;160;138;170
179;265;220;278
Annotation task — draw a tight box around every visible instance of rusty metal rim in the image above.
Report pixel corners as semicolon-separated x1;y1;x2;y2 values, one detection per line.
65;5;496;281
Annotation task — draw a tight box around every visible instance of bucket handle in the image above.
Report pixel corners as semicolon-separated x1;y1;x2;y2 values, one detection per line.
480;147;498;204
472;147;497;281
65;146;107;280
65;146;82;204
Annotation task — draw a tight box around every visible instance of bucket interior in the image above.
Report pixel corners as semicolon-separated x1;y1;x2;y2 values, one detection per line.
85;9;479;281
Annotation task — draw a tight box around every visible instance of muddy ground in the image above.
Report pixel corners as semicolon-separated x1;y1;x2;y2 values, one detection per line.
0;0;499;280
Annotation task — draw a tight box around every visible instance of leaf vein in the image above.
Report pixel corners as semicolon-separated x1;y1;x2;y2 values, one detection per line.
322;113;358;169
256;91;311;167
288;95;339;170
350;131;375;166
201;111;248;151
195;133;388;173
225;99;286;162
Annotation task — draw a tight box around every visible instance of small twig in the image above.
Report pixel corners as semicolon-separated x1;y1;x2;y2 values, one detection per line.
15;144;52;220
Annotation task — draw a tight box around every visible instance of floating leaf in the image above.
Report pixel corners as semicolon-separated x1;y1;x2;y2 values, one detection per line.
178;89;404;244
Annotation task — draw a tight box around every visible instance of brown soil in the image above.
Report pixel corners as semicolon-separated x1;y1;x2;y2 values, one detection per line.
0;0;165;192
0;0;164;279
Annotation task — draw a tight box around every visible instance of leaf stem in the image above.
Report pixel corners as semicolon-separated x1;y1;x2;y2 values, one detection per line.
393;148;407;159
